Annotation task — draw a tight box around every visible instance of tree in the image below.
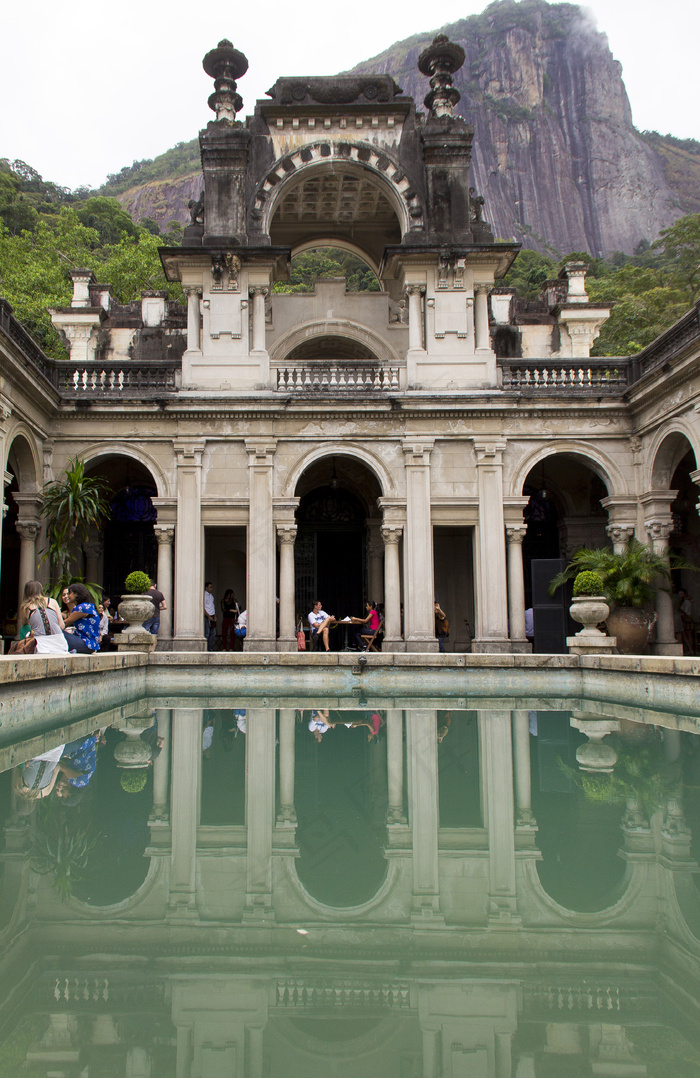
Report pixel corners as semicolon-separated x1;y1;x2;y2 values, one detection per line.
502;248;556;299
76;195;141;244
40;456;111;596
653;213;700;300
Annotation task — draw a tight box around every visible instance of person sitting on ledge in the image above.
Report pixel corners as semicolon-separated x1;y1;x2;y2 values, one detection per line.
308;600;336;652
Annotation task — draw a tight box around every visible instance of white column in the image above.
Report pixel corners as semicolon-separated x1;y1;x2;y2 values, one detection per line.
506;525;528;646
512;711;536;828
245;708;276;919
277;524;296;652
474;283;491;351
406;285;425;352
407;708;441;921
173;442;205;649
386;709;406;825
646;517;681;654
150;709;171;824
367;526;384;604
480;711;518;920
381;524;403;648
473;441;509;650
185;287;201;352
246;440;277;650
403;440;437;651
277;708;296;825
250;287;268;353
168;708;201;918
154;524;174;640
82;533;103;588
16;520;40;612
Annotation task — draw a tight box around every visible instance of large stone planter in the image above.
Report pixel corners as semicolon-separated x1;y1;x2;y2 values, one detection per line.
117;593;156;652
605;607;655;655
567;595;617;655
114;713;153;768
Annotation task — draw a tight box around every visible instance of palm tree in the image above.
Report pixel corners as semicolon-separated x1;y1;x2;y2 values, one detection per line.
40;456;110;597
549;539;676;608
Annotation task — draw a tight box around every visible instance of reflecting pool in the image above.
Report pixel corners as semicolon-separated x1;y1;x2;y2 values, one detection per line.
2;691;700;1076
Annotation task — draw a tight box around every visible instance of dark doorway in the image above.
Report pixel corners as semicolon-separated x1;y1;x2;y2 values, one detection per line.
103;486;157;602
296;486;366;631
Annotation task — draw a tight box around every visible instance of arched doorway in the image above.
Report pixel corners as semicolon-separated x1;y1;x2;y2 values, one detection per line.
653;435;700;654
85;457;158;603
522;454;610;652
294;456;384;634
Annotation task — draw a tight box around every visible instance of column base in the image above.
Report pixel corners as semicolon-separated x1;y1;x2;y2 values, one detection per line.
276;639;297;653
245;638;279;652
471;637;512;653
405;638;440;653
154;635;175;651
381;637;406;652
171;636;206;652
654;642;684;655
510;640;533;654
242;896;275;922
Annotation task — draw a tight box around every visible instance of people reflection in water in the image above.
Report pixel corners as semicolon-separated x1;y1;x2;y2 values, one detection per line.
13;744;66;799
437;711;452;743
54;733;101;803
351;711;383;741
202;716;216;757
308;709;335;741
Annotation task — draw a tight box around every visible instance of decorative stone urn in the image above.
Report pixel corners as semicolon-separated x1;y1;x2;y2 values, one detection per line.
567;596;617;655
117;594;156;652
114;713;153;768
571;714;620;773
605;607;656;655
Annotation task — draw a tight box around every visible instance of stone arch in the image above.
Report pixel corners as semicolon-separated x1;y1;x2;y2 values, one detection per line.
520;856;646;927
509;442;627;500
291;237;383;280
5;427;41;492
79;443;170;499
279;841;400;921
283;444;397;501
270;318;402;366
647;423;699;490
253;144;424;244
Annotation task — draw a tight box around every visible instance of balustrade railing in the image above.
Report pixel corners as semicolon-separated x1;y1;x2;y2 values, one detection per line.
55;361;180;396
276;363;401;392
0;298;57;386
633;300;700;380
499;358;630;392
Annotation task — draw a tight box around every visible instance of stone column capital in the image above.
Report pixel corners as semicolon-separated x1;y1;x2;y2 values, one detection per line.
16;520;41;542
605;523;635;546
381;525;404;545
645;518;674;542
249;285;269;298
245;438;277;463
174;440;206;466
0;395;12;424
402;439;434;464
183;285;202;298
82;535;104;558
405;283;426;297
277;524;297;545
154;523;175;545
474;282;491;295
505;524;528;544
473;440;507;465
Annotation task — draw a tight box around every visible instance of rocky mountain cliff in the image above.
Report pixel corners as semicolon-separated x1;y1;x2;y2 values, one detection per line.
113;0;697;256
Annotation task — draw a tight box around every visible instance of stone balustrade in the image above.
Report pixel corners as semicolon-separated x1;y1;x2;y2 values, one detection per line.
276;363;401;392
499;358;630;392
54;361;180;396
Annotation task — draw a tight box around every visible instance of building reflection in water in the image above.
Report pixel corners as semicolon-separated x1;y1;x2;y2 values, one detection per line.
0;703;699;1076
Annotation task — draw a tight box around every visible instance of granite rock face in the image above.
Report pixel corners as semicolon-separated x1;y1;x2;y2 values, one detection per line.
350;0;681;255
116;0;684;255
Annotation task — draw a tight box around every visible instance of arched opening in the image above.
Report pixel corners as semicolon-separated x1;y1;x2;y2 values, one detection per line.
85;456;158;604
273;245;380;296
667;442;700;654
286;335;378;361
1;435;40;642
522;454;610;652
269;164;403;268
294;456;384;636
293;713;388;906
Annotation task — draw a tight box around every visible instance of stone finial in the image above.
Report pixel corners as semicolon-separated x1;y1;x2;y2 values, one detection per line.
418;33;465;116
202;39;249;121
69;269;96;308
563;261;589;304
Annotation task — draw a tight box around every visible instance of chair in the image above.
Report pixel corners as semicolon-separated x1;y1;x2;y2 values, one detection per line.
361;628;383;652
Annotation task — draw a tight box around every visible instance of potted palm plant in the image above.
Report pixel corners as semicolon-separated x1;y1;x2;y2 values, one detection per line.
40;456;110;604
550;539;675;653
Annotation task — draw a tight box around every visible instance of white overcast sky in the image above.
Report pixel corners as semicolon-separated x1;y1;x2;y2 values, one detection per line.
2;0;698;190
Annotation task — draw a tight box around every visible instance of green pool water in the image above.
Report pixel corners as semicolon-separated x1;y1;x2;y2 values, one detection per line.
1;680;700;1076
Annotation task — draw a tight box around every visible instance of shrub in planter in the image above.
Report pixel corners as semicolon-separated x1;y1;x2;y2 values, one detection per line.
572;571;604;597
124;571;152;595
120;769;148;794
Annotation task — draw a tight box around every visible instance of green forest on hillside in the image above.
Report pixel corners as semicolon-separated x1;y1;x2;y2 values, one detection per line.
0;156;698;361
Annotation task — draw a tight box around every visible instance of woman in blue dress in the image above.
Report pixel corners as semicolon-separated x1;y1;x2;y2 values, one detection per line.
63;583;101;652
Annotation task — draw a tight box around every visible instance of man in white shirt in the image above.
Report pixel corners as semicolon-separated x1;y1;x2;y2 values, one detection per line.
204;581;217;651
307;600;336;651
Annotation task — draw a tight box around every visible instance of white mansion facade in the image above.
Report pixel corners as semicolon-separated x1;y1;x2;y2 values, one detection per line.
1;36;699;652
